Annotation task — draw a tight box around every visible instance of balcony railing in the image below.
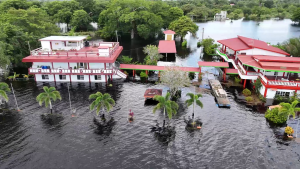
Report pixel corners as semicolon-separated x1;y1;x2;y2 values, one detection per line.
259;72;300;87
30;42;120;58
29;68;118;75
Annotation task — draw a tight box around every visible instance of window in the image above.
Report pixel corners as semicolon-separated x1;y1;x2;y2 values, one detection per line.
77;75;84;80
275;91;290;97
79;62;84;68
42;75;49;80
55;43;59;45
59;75;66;80
274;72;278;76
95;75;101;80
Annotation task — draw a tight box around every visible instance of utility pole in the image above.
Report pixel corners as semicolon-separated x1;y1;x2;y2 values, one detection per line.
115;30;118;42
202;28;204;41
27;41;31;52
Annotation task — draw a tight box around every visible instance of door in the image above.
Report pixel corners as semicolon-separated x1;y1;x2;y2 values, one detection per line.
166;34;172;41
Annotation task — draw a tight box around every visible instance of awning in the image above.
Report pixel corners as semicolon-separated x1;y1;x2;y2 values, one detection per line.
158;40;176;53
198;61;229;68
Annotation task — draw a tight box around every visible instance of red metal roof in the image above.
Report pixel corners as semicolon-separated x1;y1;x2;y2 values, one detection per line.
144;89;162;98
98;46;109;49
253;55;300;63
260;62;300;68
163;30;176;34
158;40;176;53
198;61;229;68
217;38;251;51
218;36;290;56
238;55;262;69
119;64;200;72
238;36;290;56
226;68;238;74
22;46;123;63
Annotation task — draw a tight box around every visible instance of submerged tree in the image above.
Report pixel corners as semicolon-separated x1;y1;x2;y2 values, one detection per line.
168;16;198;41
160;66;190;99
143;45;163;65
185;92;203;122
153;92;179;128
279;100;300;119
0;82;11;103
89;92;115;121
36;86;62;114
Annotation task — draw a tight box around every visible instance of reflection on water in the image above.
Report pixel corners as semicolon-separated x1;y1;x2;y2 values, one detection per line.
0;81;299;169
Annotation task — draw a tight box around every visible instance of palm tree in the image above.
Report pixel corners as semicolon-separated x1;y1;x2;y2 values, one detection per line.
89;92;115;120
0;82;11;104
279;100;300;119
185;93;203;122
36;86;62;114
153;92;179;128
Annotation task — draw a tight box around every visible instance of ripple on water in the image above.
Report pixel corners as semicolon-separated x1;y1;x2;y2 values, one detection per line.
0;81;299;169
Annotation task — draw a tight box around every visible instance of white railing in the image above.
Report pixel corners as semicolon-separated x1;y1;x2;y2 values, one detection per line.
238;62;246;74
29;68;118;75
259;73;268;84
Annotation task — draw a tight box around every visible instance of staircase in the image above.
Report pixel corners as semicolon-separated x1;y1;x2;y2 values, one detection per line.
215;49;238;69
116;70;127;78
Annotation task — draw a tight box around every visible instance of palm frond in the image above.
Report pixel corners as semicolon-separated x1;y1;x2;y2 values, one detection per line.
49;92;57;101
186;93;194;100
0;82;10;92
166;106;173;119
43;86;49;93
107;98;115;106
0;90;9;101
48;87;56;92
196;100;203;108
185;99;193;107
196;94;202;98
53;91;61;100
291;100;299;108
153;103;162;113
104;101;112;112
96;104;101;116
45;98;50;108
89;93;99;100
165;92;171;101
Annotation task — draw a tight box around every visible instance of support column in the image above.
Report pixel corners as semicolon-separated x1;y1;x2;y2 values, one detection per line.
158;71;160;77
223;68;226;81
133;70;135;77
104;64;107;83
146;70;148;75
52;62;56;82
234;51;236;59
224;46;226;53
111;75;113;82
283;72;285;77
264;87;268;98
243;79;246;89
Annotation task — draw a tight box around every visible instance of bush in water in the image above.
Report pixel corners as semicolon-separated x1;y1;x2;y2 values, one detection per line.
242;88;251;96
265;107;287;125
245;96;253;102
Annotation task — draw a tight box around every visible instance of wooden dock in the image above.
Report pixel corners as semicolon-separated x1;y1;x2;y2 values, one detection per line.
209;80;230;108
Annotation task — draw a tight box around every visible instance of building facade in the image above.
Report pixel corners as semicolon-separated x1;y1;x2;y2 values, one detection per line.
216;36;298;99
22;36;127;83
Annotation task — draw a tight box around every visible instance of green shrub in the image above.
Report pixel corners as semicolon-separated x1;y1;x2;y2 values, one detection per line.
234;76;241;83
245;96;253;102
259;94;266;103
140;71;148;78
182;40;187;47
197;41;201;47
119;55;133;64
242;88;251;96
285;126;294;135
188;72;195;80
265;107;287;124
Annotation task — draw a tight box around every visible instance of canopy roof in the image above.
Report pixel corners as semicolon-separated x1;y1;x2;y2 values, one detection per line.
218;36;290;56
238;55;300;72
226;68;238;74
253;55;300;63
144;89;162;98
39;36;87;41
198;61;229;68
163;30;176;34
158;40;176;53
119;64;200;72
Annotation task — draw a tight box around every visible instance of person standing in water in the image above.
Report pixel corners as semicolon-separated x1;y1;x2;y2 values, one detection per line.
128;109;134;122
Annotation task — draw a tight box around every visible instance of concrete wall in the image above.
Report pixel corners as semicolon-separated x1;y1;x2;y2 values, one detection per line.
41;41;51;51
32;62;52;68
165;34;174;41
239;48;286;57
260;85;296;99
55;74;70;82
35;74;55;82
98;48;110;57
53;63;69;69
89;63;105;69
70;75;89;82
90;75;106;82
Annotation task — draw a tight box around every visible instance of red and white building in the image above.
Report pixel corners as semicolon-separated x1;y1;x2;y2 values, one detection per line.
22;36;127;83
216;36;300;99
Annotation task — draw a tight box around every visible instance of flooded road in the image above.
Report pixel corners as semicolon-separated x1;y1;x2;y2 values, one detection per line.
0;81;299;169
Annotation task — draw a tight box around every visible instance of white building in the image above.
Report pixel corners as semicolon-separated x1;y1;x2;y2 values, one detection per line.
216;36;299;100
22;36;127;83
215;11;227;21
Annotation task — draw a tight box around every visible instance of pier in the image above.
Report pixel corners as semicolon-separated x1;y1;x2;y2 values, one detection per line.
209;79;230;108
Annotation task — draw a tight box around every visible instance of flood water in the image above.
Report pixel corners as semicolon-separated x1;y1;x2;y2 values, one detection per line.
1;19;300;169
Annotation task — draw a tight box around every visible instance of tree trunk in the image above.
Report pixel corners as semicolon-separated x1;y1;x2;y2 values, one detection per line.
49;101;52;114
163;120;165;128
163;107;166;128
131;29;134;39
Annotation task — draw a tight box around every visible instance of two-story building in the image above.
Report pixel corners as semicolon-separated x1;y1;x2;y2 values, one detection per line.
22;36;127;83
216;36;299;99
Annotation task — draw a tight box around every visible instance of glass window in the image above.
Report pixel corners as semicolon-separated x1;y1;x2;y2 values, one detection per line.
95;75;101;80
274;72;278;76
42;75;49;80
79;63;84;68
59;75;66;80
77;75;84;80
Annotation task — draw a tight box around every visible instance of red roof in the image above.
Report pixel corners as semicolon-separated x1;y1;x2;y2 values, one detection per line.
163;30;176;34
198;61;229;68
119;64;200;72
226;68;238;74
218;38;251;51
98;46;109;49
238;55;300;72
144;89;162;98
253;55;300;63
218;36;290;56
158;40;176;53
238;36;290;55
